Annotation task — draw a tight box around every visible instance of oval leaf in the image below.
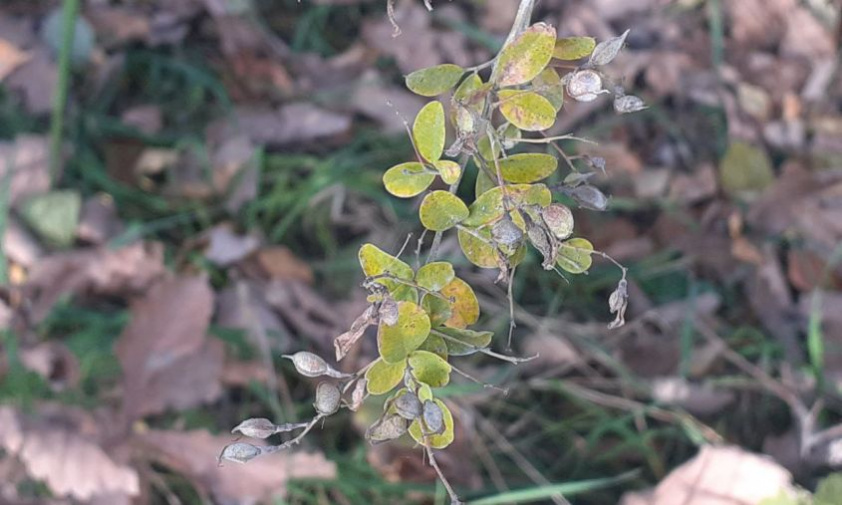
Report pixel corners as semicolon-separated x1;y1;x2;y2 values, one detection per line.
416;262;455;292
436;326;493;356
440;277;479;328
463;184;552;227
405;64;464;97
495;23;557;87
499;153;558;183
557;237;594;274
497;90;556;131
359;243;414;292
409;399;454;448
366;358;407;395
419;190;469;231
433;159;461;185
383;162;435;198
553;36;596;60
413;101;446;163
533;67;564;111
378;301;432;363
417;333;448;360
408;350;451;388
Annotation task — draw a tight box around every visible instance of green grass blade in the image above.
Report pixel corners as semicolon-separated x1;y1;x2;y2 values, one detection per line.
468;471;638;505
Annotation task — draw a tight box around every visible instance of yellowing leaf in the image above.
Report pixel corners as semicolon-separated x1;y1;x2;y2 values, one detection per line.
436;326;493;356
433;159;461;185
415;262;455;292
557;237;594;274
533;67;564;110
417;333;448;360
419;191;469;231
462;184;552;227
495;23;557;87
421;294;452;327
377;301;431;363
440;277;479;328
358;243;414;292
365;358;407;395
383;162;435;198
499;153;558;183
719;141;774;196
458;227;498;268
408;350;451;387
409;399;454;448
553;36;596;60
405;64;465;97
413;101;446;163
475;168;496;197
498;90;556;131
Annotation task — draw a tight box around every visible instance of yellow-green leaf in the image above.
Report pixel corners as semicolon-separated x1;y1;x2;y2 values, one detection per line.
383;162;435;198
405;64;464;97
434;159;461;185
463;184;552;227
440;277;479;328
557;237;594;274
365;358;407;395
533;67;564;110
498;90;556;131
413;101;446;163
378;301;431;363
408;350;451;387
553;36;596;60
495;23;557;87
409;399;454;448
719;141;774;196
415;262;455;292
419;190;469;231
417;333;448;360
475;168;496;197
457;227;527;268
359;243;414;292
421;294;452;327
436;326;493;356
21;190;81;247
499;153;558;183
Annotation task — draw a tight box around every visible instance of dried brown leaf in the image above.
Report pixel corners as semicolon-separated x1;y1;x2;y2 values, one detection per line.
0;38;29;80
335;305;377;361
203;223;262;267
0;134;51;208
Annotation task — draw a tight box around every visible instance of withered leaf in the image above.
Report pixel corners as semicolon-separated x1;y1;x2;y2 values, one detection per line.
334;304;377;361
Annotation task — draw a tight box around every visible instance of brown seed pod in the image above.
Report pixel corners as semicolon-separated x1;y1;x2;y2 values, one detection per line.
566;69;603;103
366;414;408;444
219;442;263;464
314;382;341;416
283;351;352;379
395;391;423;420
541;203;574;239
422;400;445;435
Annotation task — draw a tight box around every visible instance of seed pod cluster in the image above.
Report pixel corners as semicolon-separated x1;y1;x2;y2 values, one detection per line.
492;216;524;250
395;391;423;420
422;401;445;435
314;382;342;416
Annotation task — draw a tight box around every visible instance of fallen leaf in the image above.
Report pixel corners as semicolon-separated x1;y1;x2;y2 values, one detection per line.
203;223;262;267
215;280;288;353
221;104;352;146
620;445;795;505
115;275;221;421
254;246;314;284
86;6;150;48
0;38;29;80
140;429;336;504
5;49;58;114
77;195;124;245
0;405;139;502
3;217;44;268
0;135;52;208
19;341;80;391
120;105;163;135
20;189;82;248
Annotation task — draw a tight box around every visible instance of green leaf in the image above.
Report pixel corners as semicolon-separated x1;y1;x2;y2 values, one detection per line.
383;162;435;198
359;243;414;292
413;101;446;163
495;23;557;87
409;399;454;448
417;333;448;360
433;159;461;185
419;191;469;231
453;73;485;107
498;90;556;131
440;277;479;328
421;294;452;327
436;327;493;356
377;301;431;363
463;184;552;227
499;153;558;183
553;36;596;60
533;67;564;110
365;358;407;395
816;473;842;505
415;262;455;292
405;64;465;97
557;237;594;274
21;190;81;247
719;141;774;196
475;168;496;197
458;227;528;269
408;350;451;387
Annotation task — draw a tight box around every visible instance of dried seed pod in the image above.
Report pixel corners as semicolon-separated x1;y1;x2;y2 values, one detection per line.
614;94;647;114
314;382;342;416
347;378;368;411
422;400;445;435
541;204;574;239
231;418;277;439
607;278;629;329
395;392;423;420
589;29;630;66
566;69;603;103
525;218;555;269
366;414;408;444
283;351;352;379
491;216;524;249
569;184;609;211
219;442;263;464
378;297;399;326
